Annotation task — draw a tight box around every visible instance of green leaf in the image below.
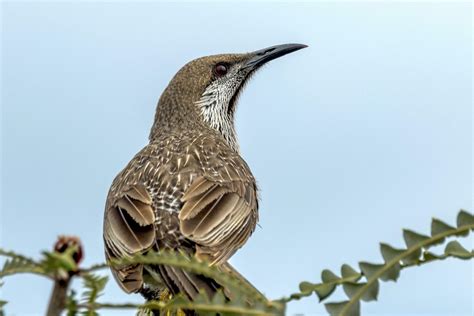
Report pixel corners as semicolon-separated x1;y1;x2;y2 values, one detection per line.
358;262;383;279
0;257;45;278
457;210;474;228
46;251;77;272
285;209;474;313
445;241;473;260
112;251;270;306
402;229;429;264
358;261;399;282
382;263;400;282
66;289;78;316
314;283;337;301
298;281;315;293
325;300;360;316
423;251;444;261
403;229;430;248
341;264;361;282
380;243;405;262
298;281;336;301
431;218;455;236
362;280;379;302
321;269;340;283
344;280;379;302
342;282;364;299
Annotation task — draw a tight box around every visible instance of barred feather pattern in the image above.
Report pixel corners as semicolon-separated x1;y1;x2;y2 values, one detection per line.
103;129;259;297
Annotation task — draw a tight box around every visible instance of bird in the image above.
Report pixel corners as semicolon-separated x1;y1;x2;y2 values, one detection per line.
103;43;307;311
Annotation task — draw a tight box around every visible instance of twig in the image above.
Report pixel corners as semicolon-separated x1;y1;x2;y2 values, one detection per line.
46;278;71;316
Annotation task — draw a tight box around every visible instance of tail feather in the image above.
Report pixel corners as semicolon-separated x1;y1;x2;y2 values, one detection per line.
158;264;220;299
142;262;264;316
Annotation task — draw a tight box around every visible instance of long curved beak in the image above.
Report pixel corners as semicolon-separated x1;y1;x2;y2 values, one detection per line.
242;43;308;71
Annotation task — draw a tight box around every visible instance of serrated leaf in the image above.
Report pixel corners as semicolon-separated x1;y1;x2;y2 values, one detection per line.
0;257;44;277
431;218;456;236
298;281;336;301
341;264;361;282
401;250;421;265
445;241;472;259
325;300;360;316
380;243;405;262
359;261;400;282
402;230;429;263
457;210;474;228
359;262;383;279
362;279;379;302
342;282;364;299
381;263;400;281
314;283;337;301
299;281;316;293
343;280;379;302
403;229;430;248
423;251;444;261
321;269;340;283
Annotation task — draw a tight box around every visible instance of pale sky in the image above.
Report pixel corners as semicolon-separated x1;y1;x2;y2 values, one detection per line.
1;1;472;315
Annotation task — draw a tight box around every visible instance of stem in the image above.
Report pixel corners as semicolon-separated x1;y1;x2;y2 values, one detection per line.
46;278;71;316
339;224;473;315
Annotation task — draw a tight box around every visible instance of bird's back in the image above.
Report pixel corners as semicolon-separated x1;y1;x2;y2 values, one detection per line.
103;129;258;298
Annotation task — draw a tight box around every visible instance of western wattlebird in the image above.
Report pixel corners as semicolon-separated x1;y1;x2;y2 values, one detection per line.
103;43;307;309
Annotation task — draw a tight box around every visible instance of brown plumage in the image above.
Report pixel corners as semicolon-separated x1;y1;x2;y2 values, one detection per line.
103;44;307;307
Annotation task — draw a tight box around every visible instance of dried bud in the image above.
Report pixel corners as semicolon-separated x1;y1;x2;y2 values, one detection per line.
54;235;84;265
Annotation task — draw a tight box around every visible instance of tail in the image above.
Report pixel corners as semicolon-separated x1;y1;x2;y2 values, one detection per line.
142;262;264;316
158;264;221;301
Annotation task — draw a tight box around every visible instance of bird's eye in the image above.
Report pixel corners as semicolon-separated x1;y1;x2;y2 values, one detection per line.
213;63;228;77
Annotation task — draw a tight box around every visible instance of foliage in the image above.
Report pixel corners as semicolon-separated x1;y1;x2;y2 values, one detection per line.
281;209;474;316
0;209;472;315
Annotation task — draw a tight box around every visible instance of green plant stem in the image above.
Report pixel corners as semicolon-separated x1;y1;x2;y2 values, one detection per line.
281;247;473;304
339;224;474;315
78;263;108;274
280;273;361;303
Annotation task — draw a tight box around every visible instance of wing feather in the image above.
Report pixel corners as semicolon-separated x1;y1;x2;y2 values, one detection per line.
179;175;258;264
104;184;155;293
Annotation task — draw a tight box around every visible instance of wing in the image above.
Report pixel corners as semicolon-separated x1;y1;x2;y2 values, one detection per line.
103;184;155;293
178;163;258;264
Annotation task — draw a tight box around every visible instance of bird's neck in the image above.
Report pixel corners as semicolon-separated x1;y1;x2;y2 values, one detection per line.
149;99;240;153
198;104;239;153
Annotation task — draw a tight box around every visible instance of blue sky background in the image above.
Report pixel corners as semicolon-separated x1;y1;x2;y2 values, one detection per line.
1;1;472;315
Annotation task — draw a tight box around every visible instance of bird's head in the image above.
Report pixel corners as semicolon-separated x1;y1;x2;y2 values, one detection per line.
150;43;307;151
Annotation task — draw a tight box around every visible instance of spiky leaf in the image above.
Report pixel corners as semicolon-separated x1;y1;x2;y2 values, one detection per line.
380;243;404;262
341;264;361;282
445;241;472;260
457;210;474;229
321;269;340;283
431;218;455;236
403;229;430;247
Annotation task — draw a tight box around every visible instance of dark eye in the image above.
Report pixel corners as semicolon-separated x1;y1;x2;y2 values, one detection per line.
213;63;228;77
